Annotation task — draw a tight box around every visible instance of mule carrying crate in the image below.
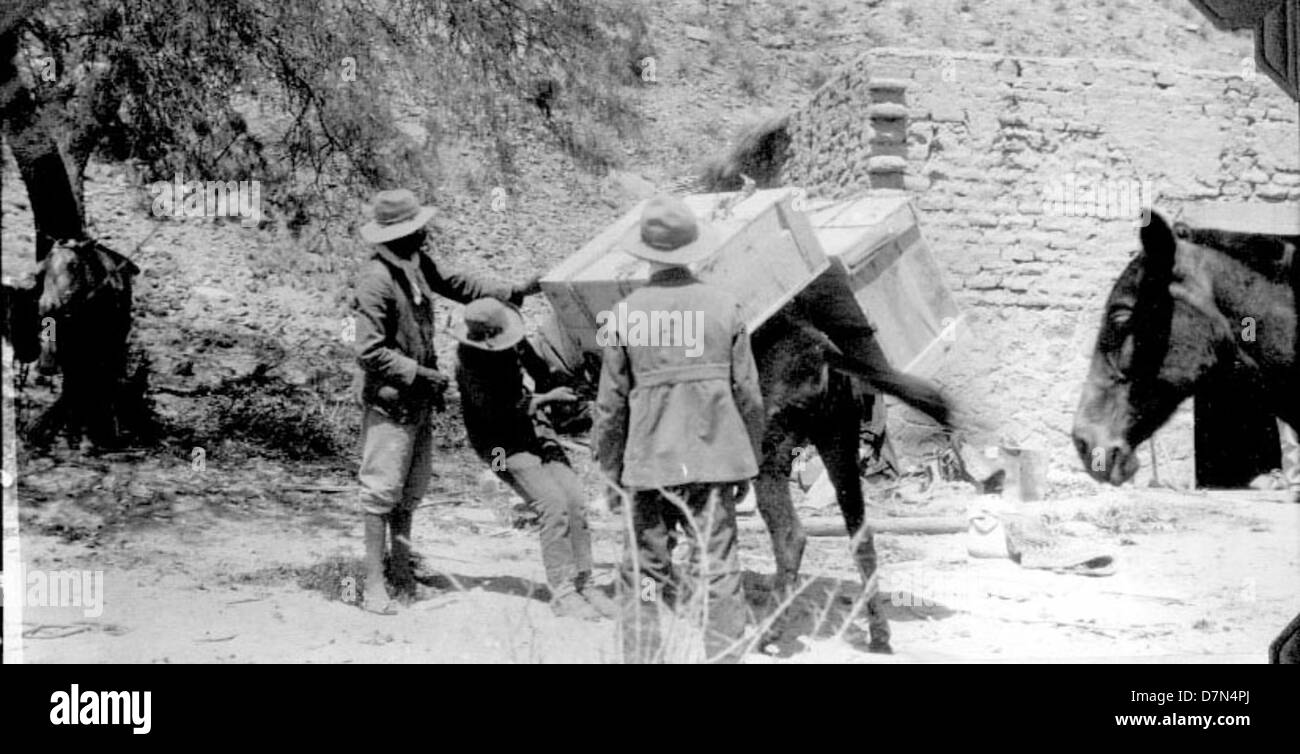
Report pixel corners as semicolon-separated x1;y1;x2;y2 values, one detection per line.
542;189;964;379
804;193;964;377
540;188;829;353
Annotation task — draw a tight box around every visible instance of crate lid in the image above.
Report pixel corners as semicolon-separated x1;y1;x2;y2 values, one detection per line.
574;188;805;282
805;194;919;268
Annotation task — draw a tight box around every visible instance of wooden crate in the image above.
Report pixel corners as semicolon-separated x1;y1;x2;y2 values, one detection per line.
541;189;829;353
805;193;964;377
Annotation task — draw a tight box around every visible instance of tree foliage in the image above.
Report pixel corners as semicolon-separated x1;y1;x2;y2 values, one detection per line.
2;0;651;233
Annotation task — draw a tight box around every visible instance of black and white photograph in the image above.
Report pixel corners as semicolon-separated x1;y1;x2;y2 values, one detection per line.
1;0;1297;674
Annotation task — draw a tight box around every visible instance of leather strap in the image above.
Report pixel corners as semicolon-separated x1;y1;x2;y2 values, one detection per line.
634;362;730;388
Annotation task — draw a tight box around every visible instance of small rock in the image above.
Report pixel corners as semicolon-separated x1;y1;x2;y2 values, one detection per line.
280;367;310;386
800;471;838;510
684;25;713;43
795;451;826;490
603;171;657;205
1057;520;1100;538
866;102;908;120
192;285;233;301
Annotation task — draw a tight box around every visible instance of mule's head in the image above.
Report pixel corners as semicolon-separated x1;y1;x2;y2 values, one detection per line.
753;313;840;419
37;238;139;318
39;240;95;317
1072;212;1246;484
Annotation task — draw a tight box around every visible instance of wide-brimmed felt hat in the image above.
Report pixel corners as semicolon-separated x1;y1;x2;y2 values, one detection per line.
453;298;526;352
623;194;720;265
360;189;437;244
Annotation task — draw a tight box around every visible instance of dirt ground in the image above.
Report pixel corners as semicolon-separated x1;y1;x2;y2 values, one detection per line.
10;460;1298;663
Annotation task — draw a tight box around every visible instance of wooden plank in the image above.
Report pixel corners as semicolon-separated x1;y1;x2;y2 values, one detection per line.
809;195;963;377
793;515;967;537
904;312;966;377
593;515;968;536
776;197;827;270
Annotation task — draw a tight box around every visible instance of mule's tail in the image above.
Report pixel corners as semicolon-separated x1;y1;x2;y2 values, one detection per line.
789;263;954;428
830;353;953;429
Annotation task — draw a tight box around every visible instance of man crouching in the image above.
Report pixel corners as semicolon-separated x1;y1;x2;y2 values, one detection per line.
453;298;617;620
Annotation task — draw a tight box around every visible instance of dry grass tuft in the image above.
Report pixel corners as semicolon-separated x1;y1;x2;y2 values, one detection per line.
698;112;793;193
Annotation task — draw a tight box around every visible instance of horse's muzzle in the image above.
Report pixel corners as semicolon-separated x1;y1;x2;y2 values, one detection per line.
1072;423;1140;485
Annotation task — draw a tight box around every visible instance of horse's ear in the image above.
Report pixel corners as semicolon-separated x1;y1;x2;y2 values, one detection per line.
1140;211;1177;269
797;320;843;359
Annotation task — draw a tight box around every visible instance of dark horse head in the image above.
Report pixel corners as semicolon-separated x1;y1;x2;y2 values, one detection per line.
34;238;140;361
1072;211;1299;485
38;238;139;319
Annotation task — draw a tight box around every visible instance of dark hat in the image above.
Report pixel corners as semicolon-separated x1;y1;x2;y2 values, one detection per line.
623;195;720;265
360;189;437;244
452;298;526;351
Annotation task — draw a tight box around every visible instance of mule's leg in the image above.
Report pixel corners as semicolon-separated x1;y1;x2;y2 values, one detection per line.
755;425;806;601
810;385;891;652
62;361;100;450
26;393;68;447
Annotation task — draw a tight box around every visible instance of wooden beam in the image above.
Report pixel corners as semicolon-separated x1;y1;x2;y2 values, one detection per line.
591;515;968;537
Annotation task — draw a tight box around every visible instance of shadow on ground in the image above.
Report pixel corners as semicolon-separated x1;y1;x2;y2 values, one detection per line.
742;570;958;657
237;555;557;608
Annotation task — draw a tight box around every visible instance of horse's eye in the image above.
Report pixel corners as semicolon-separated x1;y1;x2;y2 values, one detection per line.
1108;306;1132;327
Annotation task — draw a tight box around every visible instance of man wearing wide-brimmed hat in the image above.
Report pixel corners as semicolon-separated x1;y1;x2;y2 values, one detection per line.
452;298;617;620
351;189;540;614
591;195;765;660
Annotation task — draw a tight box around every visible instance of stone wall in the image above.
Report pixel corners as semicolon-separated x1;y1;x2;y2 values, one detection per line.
785;47;1300;486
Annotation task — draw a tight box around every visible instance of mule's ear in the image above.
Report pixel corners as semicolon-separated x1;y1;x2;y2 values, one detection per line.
1140;210;1176;268
101;245;141;277
803;323;843;358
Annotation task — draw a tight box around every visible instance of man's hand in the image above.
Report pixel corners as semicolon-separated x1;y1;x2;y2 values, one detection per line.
543;386;578;403
526;386;578;415
415;367;449;408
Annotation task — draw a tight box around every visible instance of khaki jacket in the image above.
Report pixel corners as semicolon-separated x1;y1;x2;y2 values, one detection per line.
592;268;765;489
